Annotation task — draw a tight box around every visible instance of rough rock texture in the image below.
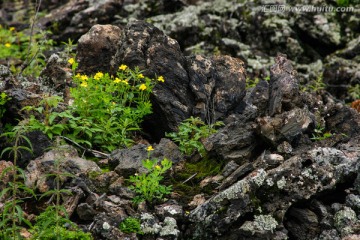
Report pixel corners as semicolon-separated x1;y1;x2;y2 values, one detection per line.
25;145;101;193
77;24;122;75
110;138;182;178
186;54;246;121
268;53;301;116
1;1;360;240
73;21;246;137
37;0;123;42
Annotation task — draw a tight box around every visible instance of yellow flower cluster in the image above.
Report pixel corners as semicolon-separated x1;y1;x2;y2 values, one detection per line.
75;73;89;88
139;84;147;91
94;72;104;80
80;82;88;88
4;43;11;48
9;27;15;32
68;58;75;65
146;145;154;151
157;76;165;82
119;64;128;71
114;77;129;85
137;73;144;79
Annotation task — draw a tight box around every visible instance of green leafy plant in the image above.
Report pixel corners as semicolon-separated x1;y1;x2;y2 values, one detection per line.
22;95;68;140
348;84;360;101
119;217;142;234
166;117;224;156
245;76;270;89
20;61;164;152
67;62;161;152
31;206;92;240
0;121;35;240
31;139;92;239
129;148;172;204
0;24;53;77
311;124;333;141
301;74;326;93
0;92;10;120
336;0;350;6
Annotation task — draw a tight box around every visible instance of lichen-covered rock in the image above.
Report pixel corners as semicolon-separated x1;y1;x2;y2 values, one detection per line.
238;214;278;239
159;217;180;238
155;200;184;221
188;169;267;237
334;207;358;237
25;145;101;193
141;213;162;235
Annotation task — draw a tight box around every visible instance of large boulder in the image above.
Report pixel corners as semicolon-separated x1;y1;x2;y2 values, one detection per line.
75;21;246;138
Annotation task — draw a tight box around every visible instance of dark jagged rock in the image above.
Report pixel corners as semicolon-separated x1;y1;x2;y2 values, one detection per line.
25;145;101;193
77;24;122;75
187;146;359;239
186;54;246;121
111;20;194;134
40;53;73;95
203;121;256;165
38;0;123;42
110;138;182;178
284;207;320;240
268;53;301;116
256;107;313;146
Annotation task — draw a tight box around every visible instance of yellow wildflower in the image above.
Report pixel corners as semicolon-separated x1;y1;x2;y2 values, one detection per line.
157;76;165;82
137;73;144;79
94;72;104;80
155;165;161;170
68;58;75;65
119;64;128;71
80;75;88;81
114;78;121;83
146;145;154;151
76;73;81;78
122;80;129;85
9;27;15;31
5;43;11;48
80;82;88;88
139;84;147;91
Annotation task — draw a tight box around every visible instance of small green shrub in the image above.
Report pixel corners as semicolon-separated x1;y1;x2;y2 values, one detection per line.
0;24;54;77
31;206;93;240
119;217;142;234
21;61;164;152
22;95;68;140
311;125;332;141
0;122;35;239
166;117;223;156
129;148;172;204
66;62;163;152
348;84;360;101
0;92;10;119
301;74;326;93
245;76;270;89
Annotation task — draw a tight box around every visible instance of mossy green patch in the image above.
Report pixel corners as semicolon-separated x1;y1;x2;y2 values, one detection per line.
171;157;224;205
